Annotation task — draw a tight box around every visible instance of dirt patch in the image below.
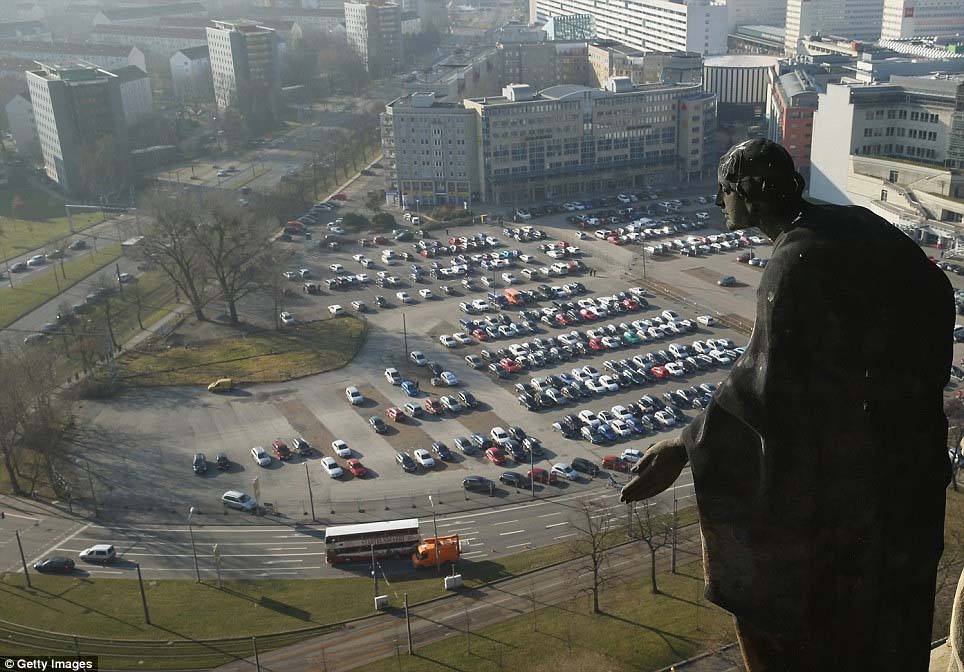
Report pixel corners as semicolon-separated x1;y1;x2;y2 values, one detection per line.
274;398;337;457
681;266;724;284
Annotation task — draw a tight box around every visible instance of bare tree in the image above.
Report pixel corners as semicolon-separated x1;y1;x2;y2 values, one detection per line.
141;190;210;321
193;194;274;325
630;500;675;595
946;397;964;492
568;496;617;614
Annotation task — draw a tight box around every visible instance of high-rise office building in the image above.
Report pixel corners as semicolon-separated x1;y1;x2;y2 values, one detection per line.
880;0;964;40
784;0;885;55
26;62;130;196
344;1;403;78
206;19;281;112
530;0;728;55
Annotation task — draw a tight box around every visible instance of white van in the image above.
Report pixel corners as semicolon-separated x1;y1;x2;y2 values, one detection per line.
80;544;116;563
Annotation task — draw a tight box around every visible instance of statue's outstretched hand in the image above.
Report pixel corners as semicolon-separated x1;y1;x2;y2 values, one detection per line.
620;437;688;503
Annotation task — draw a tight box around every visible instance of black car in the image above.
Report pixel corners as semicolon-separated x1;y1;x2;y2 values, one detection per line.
499;471;528;488
192;453;207;474
507;426;527;441
505;440;526;462
534;392;554;408
480;349;495;361
33;556;75;573
571;457;599;476
459;391;478;408
427;362;443;376
215;452;230;470
293;438;312;456
518;394;537;411
523;436;544;457
454;436;476;454
375;296;387;307
396;451;418;472
370;416;387;433
463;475;492;492
432;441;454;461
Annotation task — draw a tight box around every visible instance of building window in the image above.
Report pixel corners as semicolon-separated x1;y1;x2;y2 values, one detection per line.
880;190;887;202
889;170;898;182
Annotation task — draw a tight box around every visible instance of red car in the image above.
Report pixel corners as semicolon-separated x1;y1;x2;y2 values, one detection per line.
346;458;367;477
372;235;387;245
602;455;630;472
651;365;669;379
472;328;489;341
332;192;347;201
386;407;406;422
423;398;443;415
486;446;506;465
499;358;521;373
589;338;605;351
527;467;557;484
579;308;595;320
622;299;640;311
554;313;569;326
607;236;622;245
271;440;291;460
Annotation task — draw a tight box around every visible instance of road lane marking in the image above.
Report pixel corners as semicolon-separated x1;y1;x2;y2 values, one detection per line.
538;512;563;518
498;530;525;536
266;547;307;551
438;520;475;528
545;522;568;528
554;533;576;540
20;522;90;571
493;520;519;526
0;512;42;521
265;559;303;564
505;542;530;549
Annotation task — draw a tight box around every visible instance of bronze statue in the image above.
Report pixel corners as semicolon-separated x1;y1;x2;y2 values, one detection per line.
622;139;954;670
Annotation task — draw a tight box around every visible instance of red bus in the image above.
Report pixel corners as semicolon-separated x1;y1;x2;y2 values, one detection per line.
324;519;421;564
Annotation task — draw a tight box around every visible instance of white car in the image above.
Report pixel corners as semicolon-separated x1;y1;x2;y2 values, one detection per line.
598;376;620;392
578;409;600;427
331;440;352;458
299;268;311;278
413;448;435;468
697;315;715;327
345;386;364;405
328;305;344;315
27;255;45;266
661;310;680;322
118;272;135;283
453;332;473;345
251;446;271;466
439;334;458;348
440;371;458;386
384;367;402;384
280;312;296;325
551;463;579;481
283;271;298;280
654;410;676;427
501;273;517;285
490;426;510;445
696;212;710;220
709;349;732;365
440;395;462;412
471;300;490;311
355;273;370;284
585;379;606;394
321;456;344;478
665;362;685;377
519;254;535;263
621;448;644;463
418;289;434;299
611;420;632;438
329;263;344;272
410;351;427;366
611;405;633;421
396;291;413;303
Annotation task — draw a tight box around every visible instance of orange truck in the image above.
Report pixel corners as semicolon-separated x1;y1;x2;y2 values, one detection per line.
504;288;525;306
412;534;461;568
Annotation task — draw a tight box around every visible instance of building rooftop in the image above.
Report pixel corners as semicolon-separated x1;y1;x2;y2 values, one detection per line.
110;64;148;83
93;24;206;38
469;80;702;105
704;54;780;68
27;62;112;83
0;20;48;39
776;69;818;102
248;7;345;18
389;92;463;109
175;44;208;60
98;2;205;21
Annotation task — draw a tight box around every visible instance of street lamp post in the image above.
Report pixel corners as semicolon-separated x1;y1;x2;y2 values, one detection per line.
428;495;440;575
187;506;201;583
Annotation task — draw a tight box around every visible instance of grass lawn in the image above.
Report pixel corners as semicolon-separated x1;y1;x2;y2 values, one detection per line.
356;568;734;672
0;189;101;260
0;243;122;328
118;316;367;385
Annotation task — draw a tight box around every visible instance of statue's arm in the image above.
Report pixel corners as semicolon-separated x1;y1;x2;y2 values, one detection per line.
620;437;688;503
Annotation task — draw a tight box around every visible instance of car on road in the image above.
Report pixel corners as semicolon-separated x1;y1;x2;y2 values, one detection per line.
27;255;45;266
413;448;436;468
33;556;75;573
118;272;134;283
718;275;736;287
396;451;418;473
222;490;258;512
271;440;291;460
384;368;402;384
346;459;367;477
345;386;364;405
251;446;271;466
410;351;428;366
68;239;87;251
551;463;579;481
369;416;387;433
330;264;344;272
331;440;352;458
463;475;491;492
328;305;344;315
192;453;208;474
321;456;344;478
419;289;434;299
79;544;116;564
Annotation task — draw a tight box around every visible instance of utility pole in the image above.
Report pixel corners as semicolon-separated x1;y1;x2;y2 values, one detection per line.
305;462;315;521
15;531;31;588
671;483;678;573
429;495;440;575
530;447;535;499
136;563;150;623
402;313;408;360
85;458;98;517
188;507;200;582
371;544;378;602
213;544;223;589
404;593;413;654
252;637;261;672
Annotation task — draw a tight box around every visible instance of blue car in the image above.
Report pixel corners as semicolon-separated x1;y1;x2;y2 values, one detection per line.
401;380;418;396
597;423;617;442
625;417;646;434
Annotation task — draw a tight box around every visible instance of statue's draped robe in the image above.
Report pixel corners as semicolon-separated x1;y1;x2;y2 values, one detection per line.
682;204;953;669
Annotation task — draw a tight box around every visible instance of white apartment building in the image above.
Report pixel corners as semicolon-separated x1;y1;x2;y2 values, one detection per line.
345;1;404;78
725;0;787;32
206;20;281;112
0;41;146;73
810;74;964;245
170;45;212;101
880;0;964;40
530;0;728;55
113;65;154;125
4;92;38;157
784;0;885;55
92;25;208;57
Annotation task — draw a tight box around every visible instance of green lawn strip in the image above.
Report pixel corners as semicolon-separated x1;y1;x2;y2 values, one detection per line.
355;567;734;672
0;189;101;260
118;317;367;385
0;244;122;328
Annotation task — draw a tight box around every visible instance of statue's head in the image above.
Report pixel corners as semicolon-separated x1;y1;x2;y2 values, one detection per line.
715;139;806;233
